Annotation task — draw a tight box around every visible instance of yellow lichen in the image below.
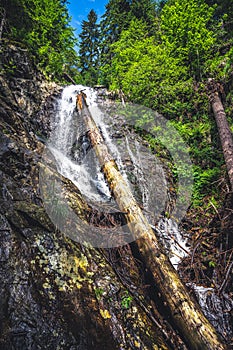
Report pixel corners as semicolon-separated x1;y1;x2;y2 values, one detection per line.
43;282;51;289
73;255;88;272
100;309;111;319
33;237;94;292
48;292;55;300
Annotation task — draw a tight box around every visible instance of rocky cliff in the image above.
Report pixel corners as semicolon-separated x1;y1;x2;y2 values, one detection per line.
0;43;189;350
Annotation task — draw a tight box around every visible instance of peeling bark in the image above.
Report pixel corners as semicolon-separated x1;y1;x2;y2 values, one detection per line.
77;92;226;350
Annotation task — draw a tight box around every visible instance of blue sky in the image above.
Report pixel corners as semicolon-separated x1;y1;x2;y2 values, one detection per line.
67;0;108;38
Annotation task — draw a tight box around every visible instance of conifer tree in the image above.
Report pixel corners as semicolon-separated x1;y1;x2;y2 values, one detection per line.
79;9;100;86
130;0;157;32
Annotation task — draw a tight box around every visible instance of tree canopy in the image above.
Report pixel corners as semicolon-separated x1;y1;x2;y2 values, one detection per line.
77;0;233;212
98;0;158;85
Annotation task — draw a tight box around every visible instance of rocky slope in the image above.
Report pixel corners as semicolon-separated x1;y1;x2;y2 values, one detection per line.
0;43;189;350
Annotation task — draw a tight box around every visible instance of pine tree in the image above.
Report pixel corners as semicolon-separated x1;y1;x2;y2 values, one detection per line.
130;0;157;32
100;0;131;45
79;9;100;86
205;0;233;41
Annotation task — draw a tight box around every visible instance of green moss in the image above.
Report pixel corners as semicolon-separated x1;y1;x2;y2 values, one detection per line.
121;291;133;309
94;287;104;300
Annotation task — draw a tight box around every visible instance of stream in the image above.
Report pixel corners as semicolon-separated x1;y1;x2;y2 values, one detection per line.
42;85;232;343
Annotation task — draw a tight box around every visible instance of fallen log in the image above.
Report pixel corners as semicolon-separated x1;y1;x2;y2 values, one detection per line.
39;158;177;349
76;92;226;350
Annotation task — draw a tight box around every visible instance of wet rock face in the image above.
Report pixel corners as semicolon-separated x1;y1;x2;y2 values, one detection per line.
0;44;81;349
0;214;87;350
0;152;166;350
0;44;62;140
1;44;35;79
0;44;89;349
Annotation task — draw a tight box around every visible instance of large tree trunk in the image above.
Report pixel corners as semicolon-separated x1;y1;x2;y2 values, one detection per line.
38;158;180;350
76;92;226;350
208;79;233;190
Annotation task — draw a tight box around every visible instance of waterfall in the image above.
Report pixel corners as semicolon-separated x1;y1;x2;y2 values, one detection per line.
48;84;189;263
51;85;78;154
48;85;112;203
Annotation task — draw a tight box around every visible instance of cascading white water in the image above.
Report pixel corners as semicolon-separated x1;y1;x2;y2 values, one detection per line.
187;284;233;341
88;100;130;185
52;85;78;154
49;85;112;203
125;136;150;210
156;218;189;268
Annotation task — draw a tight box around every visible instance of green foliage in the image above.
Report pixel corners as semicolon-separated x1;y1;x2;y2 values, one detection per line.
121;291;133;309
107;18;193;116
160;0;216;80
208;260;216;268
99;0;233;209
2;58;17;76
128;0;158;34
192;166;222;205
106;0;220;112
94;287;104;300
205;0;233;40
99;0;158;85
1;0;79;82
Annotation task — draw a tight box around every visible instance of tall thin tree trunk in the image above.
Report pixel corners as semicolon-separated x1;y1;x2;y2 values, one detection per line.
208;79;233;249
76;92;226;350
208;79;233;190
0;8;6;41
